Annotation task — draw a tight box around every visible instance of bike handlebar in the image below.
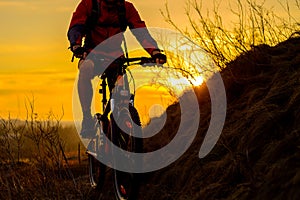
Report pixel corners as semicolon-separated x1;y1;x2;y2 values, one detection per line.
118;57;157;66
98;56;161;80
71;51;163;66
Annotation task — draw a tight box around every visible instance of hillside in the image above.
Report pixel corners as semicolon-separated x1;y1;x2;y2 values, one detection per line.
1;35;299;200
139;35;300;200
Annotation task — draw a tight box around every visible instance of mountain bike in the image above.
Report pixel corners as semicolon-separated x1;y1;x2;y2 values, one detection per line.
85;56;156;200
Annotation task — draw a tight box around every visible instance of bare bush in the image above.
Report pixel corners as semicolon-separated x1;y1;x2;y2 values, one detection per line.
9;118;26;164
23;97;67;178
0;97;66;174
0;97;83;199
162;0;300;69
0;117;14;164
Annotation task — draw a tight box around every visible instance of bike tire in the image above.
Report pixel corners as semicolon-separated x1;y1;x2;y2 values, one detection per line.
111;105;143;200
87;121;107;190
88;154;106;189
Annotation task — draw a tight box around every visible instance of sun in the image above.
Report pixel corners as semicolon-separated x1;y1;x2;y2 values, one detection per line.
191;75;204;86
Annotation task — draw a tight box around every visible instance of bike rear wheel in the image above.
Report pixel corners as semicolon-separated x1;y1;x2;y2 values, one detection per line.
111;105;143;200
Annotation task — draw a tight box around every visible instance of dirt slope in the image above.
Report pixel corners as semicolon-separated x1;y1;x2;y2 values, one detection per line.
1;36;299;200
139;35;300;200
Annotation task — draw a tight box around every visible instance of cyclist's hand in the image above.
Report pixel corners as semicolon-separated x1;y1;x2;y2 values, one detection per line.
71;45;87;59
151;50;167;65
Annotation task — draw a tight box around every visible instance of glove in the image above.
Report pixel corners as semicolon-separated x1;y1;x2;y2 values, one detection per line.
151;49;167;64
70;44;86;59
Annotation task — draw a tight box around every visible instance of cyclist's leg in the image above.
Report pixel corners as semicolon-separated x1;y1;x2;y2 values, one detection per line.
105;62;119;92
78;59;96;138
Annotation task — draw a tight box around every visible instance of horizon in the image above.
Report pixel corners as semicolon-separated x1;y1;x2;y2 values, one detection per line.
0;0;299;122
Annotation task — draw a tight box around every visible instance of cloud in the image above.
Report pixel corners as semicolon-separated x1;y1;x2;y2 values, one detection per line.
0;1;39;11
0;1;26;7
0;1;76;13
0;44;38;54
0;89;17;95
55;6;74;13
0;70;75;92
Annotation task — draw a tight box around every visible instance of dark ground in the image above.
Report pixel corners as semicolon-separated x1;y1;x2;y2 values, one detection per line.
1;35;300;200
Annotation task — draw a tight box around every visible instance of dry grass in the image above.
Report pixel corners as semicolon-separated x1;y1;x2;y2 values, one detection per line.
162;0;300;70
1;1;300;199
1;37;299;199
137;34;300;200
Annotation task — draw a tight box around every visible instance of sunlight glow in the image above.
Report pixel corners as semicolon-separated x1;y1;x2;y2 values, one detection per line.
191;76;204;86
167;75;204;91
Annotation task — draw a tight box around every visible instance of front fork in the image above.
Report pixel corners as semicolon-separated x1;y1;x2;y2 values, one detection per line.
86;113;107;157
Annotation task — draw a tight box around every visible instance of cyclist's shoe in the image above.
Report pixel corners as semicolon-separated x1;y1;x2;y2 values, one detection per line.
100;114;109;122
80;115;96;139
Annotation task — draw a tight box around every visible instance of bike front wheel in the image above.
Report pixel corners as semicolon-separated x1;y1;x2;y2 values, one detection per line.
111;105;143;200
88;154;106;189
87;127;107;190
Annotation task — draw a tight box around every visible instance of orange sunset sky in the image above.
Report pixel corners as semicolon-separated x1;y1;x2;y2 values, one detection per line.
0;0;299;122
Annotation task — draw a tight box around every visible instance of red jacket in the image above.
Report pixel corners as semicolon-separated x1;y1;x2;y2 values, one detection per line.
68;0;159;56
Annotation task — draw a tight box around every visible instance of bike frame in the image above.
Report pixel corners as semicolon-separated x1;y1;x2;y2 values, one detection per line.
86;56;153;200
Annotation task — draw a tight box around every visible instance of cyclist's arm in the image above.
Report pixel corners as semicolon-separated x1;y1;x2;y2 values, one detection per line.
125;2;160;56
67;0;92;48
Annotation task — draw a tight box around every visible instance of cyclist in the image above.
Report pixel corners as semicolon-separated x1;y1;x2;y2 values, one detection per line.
67;0;166;138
